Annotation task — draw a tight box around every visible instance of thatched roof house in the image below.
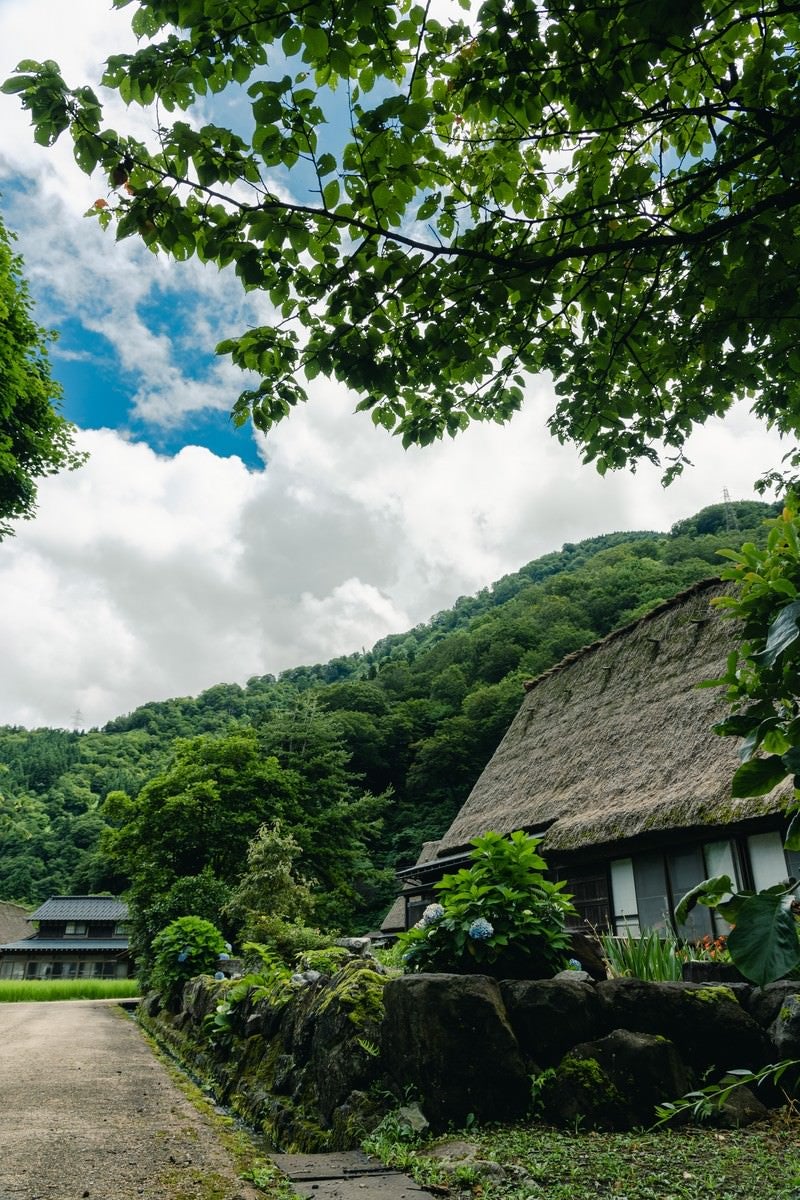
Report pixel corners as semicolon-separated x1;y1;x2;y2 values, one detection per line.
390;579;800;939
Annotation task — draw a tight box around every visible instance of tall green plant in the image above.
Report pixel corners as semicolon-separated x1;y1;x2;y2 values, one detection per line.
600;930;683;982
398;830;575;978
679;503;800;984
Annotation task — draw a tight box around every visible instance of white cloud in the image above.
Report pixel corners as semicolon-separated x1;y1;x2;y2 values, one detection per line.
0;393;787;729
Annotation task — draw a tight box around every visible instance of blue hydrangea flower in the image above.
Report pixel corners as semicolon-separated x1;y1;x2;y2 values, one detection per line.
214;971;226;981
177;949;189;962
567;958;582;971
421;903;445;926
218;952;230;961
468;917;494;940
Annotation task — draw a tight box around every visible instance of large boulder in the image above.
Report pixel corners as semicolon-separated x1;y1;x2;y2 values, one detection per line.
308;961;386;1119
768;992;800;1058
500;978;601;1068
537;1029;693;1130
747;980;800;1029
381;974;530;1129
597;979;772;1072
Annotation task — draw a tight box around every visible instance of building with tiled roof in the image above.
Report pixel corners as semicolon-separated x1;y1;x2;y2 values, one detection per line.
0;895;132;982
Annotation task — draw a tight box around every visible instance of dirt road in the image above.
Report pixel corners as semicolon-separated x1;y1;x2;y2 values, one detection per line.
0;1000;261;1200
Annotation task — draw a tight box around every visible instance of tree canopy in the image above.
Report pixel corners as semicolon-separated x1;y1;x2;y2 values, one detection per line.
4;0;799;479
0;209;84;537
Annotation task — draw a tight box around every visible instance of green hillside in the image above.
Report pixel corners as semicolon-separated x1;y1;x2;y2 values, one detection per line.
0;499;778;931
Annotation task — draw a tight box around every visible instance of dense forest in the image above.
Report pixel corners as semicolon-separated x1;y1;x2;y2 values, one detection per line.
0;500;779;937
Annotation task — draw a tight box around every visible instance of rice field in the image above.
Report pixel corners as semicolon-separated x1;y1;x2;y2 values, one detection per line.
0;979;140;1002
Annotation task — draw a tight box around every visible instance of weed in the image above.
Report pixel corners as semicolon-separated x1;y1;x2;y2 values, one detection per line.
365;1113;800;1200
655;1059;800;1125
600;928;684;981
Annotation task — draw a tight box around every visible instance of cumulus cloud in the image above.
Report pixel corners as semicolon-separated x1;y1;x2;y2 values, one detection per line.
0;392;787;729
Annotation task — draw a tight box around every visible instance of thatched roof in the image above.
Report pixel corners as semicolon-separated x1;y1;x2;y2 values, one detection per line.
435;579;790;860
0;901;29;945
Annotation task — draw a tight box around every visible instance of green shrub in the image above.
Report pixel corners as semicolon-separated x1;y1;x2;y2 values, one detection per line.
397;830;575;978
601;929;683;981
243;914;334;964
150;915;228;1008
298;945;353;975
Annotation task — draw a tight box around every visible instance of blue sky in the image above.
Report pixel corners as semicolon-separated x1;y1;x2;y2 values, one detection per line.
0;0;789;730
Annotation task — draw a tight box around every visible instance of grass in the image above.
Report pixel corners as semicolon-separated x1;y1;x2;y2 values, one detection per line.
364;1112;800;1200
0;978;140;1002
136;1017;294;1199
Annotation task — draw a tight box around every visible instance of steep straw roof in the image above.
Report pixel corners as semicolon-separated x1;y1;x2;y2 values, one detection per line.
0;901;29;945
435;579;789;859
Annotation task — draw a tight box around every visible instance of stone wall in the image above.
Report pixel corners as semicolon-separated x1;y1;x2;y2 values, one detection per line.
140;961;800;1150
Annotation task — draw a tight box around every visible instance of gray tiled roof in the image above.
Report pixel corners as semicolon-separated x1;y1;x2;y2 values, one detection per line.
27;895;128;922
0;938;129;953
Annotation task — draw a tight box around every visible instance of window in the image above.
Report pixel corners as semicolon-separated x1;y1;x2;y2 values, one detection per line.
632;853;672;934
748;831;791;891
667;847;713;939
65;922;88;937
703;840;740;935
567;866;611;928
610;859;640;936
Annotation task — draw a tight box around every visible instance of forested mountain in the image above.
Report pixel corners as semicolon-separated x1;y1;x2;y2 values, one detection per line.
0;500;778;928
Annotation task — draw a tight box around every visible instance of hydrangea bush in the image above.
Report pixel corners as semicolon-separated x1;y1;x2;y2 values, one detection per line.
150;915;228;1009
397;831;576;979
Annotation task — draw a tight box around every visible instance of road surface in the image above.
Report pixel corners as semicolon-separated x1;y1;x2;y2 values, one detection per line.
0;1000;261;1200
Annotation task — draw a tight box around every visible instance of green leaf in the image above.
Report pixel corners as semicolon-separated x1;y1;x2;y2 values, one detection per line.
727;892;800;985
785;807;800;852
675;875;733;926
752;600;800;667
731;755;788;798
1;75;34;95
304;26;329;59
400;102;429;131
282;26;303;57
322;178;340;209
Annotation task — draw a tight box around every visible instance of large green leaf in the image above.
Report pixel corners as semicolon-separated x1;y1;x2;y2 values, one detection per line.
752;601;800;667
785;807;800;853
675;875;733;926
730;755;788;797
727;893;800;985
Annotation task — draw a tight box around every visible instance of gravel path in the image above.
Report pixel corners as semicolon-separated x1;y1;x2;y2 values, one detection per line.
0;1000;262;1200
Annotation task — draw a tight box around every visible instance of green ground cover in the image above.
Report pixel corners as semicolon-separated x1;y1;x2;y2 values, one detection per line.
0;979;140;1002
365;1115;800;1200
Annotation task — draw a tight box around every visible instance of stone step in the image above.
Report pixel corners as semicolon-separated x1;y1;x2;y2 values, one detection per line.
270;1151;433;1200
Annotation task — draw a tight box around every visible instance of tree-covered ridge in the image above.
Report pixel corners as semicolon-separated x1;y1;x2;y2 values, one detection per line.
0;500;778;919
